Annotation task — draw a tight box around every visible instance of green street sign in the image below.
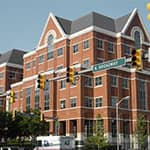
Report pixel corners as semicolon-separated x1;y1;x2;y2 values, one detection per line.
93;57;126;72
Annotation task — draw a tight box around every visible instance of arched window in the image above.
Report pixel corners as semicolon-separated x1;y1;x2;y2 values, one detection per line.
47;34;54;60
47;34;54;51
134;30;141;49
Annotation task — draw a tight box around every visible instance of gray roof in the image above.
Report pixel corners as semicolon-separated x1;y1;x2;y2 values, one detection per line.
0;49;26;66
56;11;131;34
56;16;72;34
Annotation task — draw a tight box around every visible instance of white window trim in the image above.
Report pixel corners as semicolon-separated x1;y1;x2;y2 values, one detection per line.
44;30;56;45
83;39;90;50
94;76;103;87
131;26;144;42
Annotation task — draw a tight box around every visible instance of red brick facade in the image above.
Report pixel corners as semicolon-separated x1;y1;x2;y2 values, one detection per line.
10;9;150;149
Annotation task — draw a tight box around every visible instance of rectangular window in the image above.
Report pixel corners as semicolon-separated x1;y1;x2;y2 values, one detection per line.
35;89;40;110
47;51;53;60
138;80;146;110
123;45;130;55
0;87;4;93
26;62;31;70
83;40;89;49
96;39;103;49
57;48;63;56
95;76;102;86
9;72;15;80
122;98;129;109
0;72;4;79
82;59;90;68
19;74;23;80
0;99;4;107
57;65;63;70
111;76;117;87
39;55;44;63
84;97;93;107
85;77;93;87
107;42;114;53
111;96;118;107
60;100;66;109
97;58;103;63
44;80;50;110
33;60;36;67
73;44;78;53
122;78;128;89
71;97;77;107
60;80;66;89
84;120;93;136
112;120;116;137
26;88;31;111
123;121;129;137
96;97;102;107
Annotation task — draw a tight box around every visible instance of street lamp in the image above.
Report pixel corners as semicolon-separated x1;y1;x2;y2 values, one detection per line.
116;96;130;150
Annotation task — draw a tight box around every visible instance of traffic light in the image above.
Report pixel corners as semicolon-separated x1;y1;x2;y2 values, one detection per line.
66;66;74;84
131;49;142;71
40;110;44;121
36;74;45;89
10;90;15;104
12;110;16;120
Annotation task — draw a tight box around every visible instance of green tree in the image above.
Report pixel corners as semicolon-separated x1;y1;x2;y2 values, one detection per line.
134;114;147;150
0;110;49;145
84;114;108;150
0;112;12;142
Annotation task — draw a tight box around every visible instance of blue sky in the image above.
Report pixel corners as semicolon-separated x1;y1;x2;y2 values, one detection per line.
0;0;150;53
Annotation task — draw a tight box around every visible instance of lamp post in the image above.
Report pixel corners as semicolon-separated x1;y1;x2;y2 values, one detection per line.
116;96;130;150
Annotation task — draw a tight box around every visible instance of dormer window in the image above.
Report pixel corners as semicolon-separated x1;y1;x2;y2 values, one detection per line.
131;26;144;49
47;34;54;60
134;31;141;49
45;30;56;60
47;34;54;51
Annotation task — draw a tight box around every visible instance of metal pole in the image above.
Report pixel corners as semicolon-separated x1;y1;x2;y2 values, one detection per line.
116;96;130;150
116;103;119;150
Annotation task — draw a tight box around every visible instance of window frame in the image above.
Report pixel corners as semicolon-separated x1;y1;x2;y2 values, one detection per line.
96;97;103;107
83;40;89;50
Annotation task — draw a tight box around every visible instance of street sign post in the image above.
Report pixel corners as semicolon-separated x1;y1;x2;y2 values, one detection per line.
93;57;126;72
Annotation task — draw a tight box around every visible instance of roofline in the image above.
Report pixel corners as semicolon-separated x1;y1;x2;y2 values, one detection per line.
0;62;23;69
121;8;137;33
24;50;36;58
24;24;150;58
37;12;67;48
121;8;150;41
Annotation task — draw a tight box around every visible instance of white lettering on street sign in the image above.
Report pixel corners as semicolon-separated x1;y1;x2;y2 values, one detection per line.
93;57;126;72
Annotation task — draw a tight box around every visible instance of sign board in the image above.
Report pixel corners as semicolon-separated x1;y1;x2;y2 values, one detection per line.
93;57;126;72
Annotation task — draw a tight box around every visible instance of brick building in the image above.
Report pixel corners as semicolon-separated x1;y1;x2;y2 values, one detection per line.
10;8;150;149
0;49;26;111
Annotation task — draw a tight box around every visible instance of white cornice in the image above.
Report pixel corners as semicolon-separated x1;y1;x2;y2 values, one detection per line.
23;74;37;82
121;8;137;33
7;63;23;69
0;63;7;68
0;62;23;69
23;50;36;58
69;26;94;39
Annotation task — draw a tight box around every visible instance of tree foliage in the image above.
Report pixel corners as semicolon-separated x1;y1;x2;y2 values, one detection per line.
0;110;49;144
84;114;108;150
134;113;147;150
